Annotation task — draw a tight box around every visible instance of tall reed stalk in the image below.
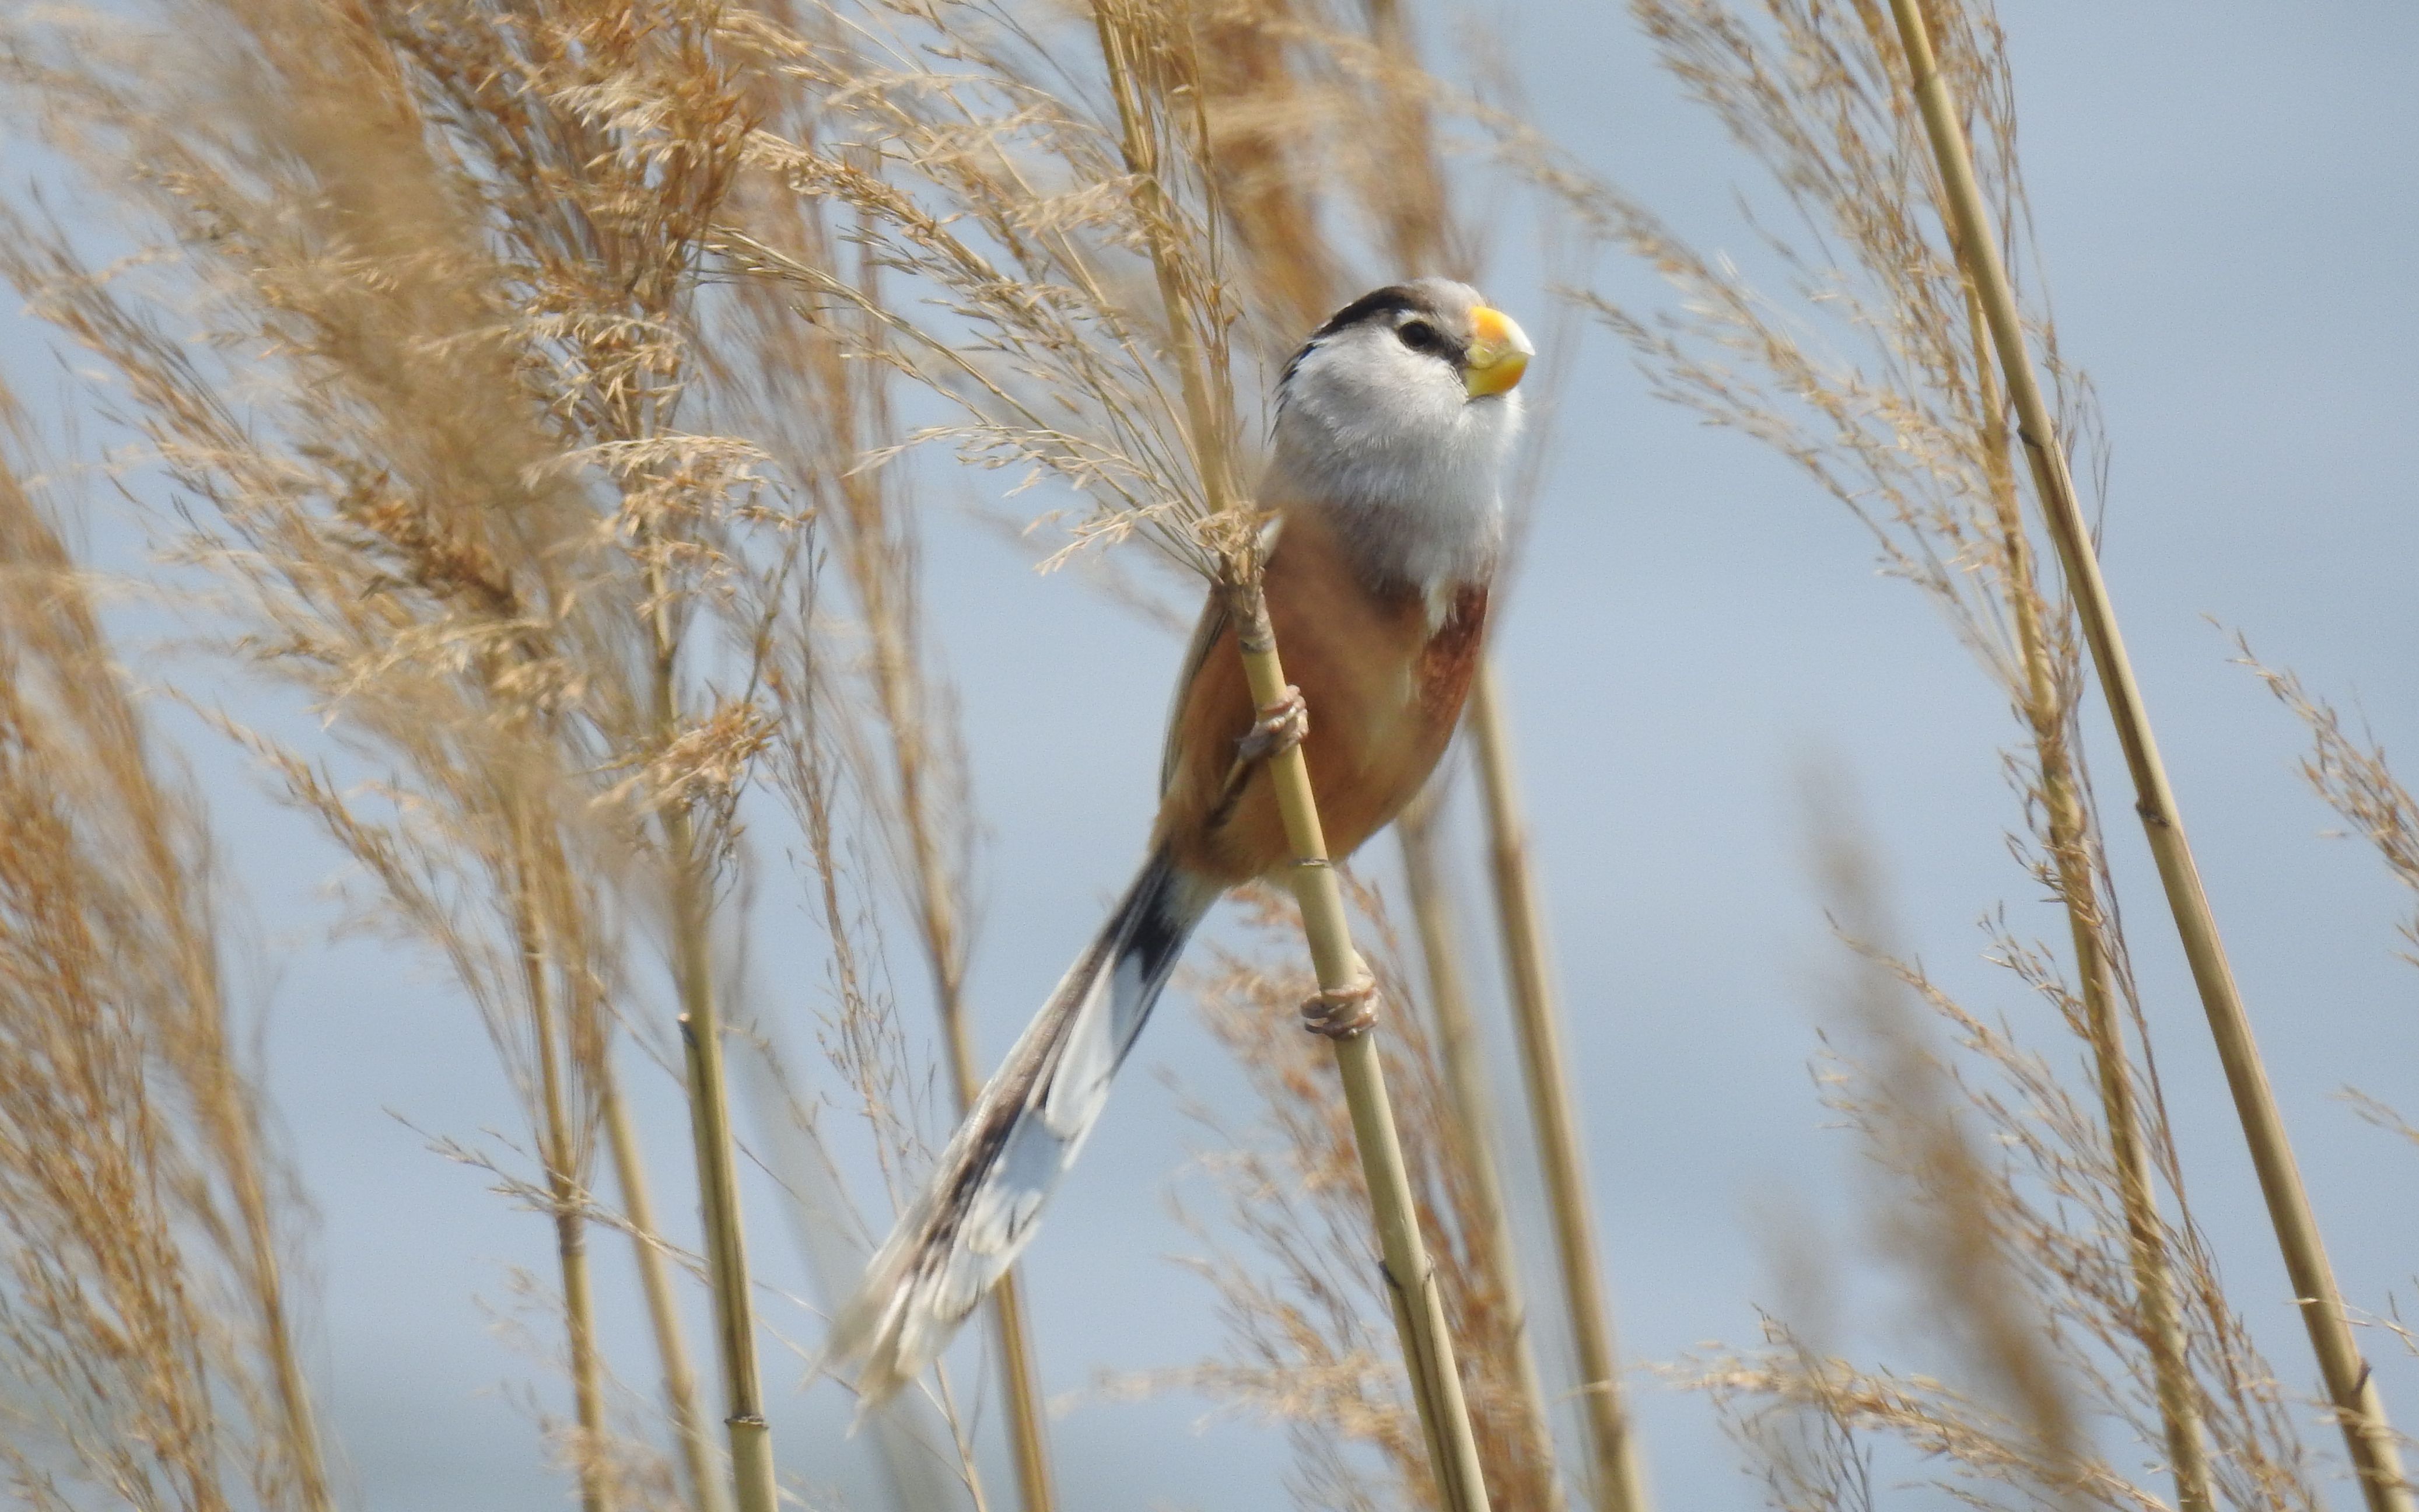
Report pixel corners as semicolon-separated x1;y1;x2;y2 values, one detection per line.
5;7;789;1504
1552;0;2338;1494
650;677;778;1512
625;302;774;1512
1885;2;2410;1504
598;1052;729;1512
512;831;612;1512
1304;13;1631;1498
1090;5;1491;1503
818;198;1057;1508
1397;799;1564;1508
1467;666;1648;1512
1228;585;1496;1512
1959;282;2210;1508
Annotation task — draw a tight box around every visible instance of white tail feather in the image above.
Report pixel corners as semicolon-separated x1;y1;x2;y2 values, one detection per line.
818;851;1216;1403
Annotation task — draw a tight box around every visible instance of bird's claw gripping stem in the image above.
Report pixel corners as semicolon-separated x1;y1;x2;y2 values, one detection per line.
1301;975;1380;1039
1238;685;1308;764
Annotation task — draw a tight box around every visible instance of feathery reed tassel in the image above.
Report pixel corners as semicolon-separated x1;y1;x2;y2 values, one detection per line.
1398;796;1564;1507
1468;664;1648;1512
1887;4;2410;1504
1231;585;1496;1512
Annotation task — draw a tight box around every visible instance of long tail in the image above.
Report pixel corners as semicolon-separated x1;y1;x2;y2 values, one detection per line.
820;848;1217;1403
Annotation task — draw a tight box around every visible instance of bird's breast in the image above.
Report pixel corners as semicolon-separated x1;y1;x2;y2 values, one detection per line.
1154;509;1493;884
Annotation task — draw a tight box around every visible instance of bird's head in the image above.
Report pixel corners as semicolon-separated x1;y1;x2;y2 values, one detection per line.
1276;278;1534;433
1268;282;1531;575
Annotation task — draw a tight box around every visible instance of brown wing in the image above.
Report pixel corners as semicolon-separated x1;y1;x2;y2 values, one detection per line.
1151;510;1487;886
1159;593;1230;799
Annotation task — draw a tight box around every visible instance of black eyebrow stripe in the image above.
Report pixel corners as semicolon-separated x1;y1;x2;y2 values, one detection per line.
1308;285;1427;341
1277;285;1446;395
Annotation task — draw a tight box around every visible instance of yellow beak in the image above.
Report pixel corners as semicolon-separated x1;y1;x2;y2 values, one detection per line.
1464;305;1534;398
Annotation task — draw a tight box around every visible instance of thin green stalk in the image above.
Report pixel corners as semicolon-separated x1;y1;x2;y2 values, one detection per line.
1888;5;2409;1505
1232;587;1494;1512
671;846;776;1512
646;563;777;1512
512;839;610;1512
1962;284;2210;1512
599;1051;729;1512
1398;797;1564;1507
1467;663;1648;1512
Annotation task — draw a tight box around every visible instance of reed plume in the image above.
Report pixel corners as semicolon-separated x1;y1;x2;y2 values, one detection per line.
0;398;331;1512
715;40;1059;1497
2;2;774;1503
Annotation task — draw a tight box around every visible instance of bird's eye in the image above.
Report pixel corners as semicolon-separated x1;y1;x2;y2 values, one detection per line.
1396;319;1441;352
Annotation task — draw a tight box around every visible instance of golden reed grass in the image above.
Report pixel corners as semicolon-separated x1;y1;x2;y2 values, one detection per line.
1552;0;2388;1507
1886;1;2406;1503
2;2;2406;1511
0;397;331;1512
5;2;773;1506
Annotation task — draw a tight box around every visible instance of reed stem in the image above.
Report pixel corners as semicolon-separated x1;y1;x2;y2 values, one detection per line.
195;1013;332;1512
646;563;777;1512
1084;11;1489;1502
1233;587;1494;1512
599;1050;729;1512
1961;282;2211;1511
916;851;1053;1512
512;838;609;1512
1467;663;1647;1512
672;870;778;1512
1889;5;2409;1504
1398;797;1564;1506
242;1169;334;1512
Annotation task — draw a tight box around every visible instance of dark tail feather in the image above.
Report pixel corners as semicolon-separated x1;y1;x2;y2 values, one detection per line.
819;849;1216;1403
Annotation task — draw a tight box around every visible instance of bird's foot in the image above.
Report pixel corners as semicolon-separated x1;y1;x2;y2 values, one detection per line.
1238;685;1309;764
1300;975;1379;1039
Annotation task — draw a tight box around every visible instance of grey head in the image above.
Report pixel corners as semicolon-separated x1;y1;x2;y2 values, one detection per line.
1269;278;1535;593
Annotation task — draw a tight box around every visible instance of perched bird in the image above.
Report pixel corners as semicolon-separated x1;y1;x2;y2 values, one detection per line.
823;278;1534;1400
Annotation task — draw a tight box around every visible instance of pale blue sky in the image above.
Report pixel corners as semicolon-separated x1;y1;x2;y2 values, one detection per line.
7;4;2419;1509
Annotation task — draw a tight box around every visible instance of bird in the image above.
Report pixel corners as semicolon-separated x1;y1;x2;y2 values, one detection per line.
821;278;1533;1401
